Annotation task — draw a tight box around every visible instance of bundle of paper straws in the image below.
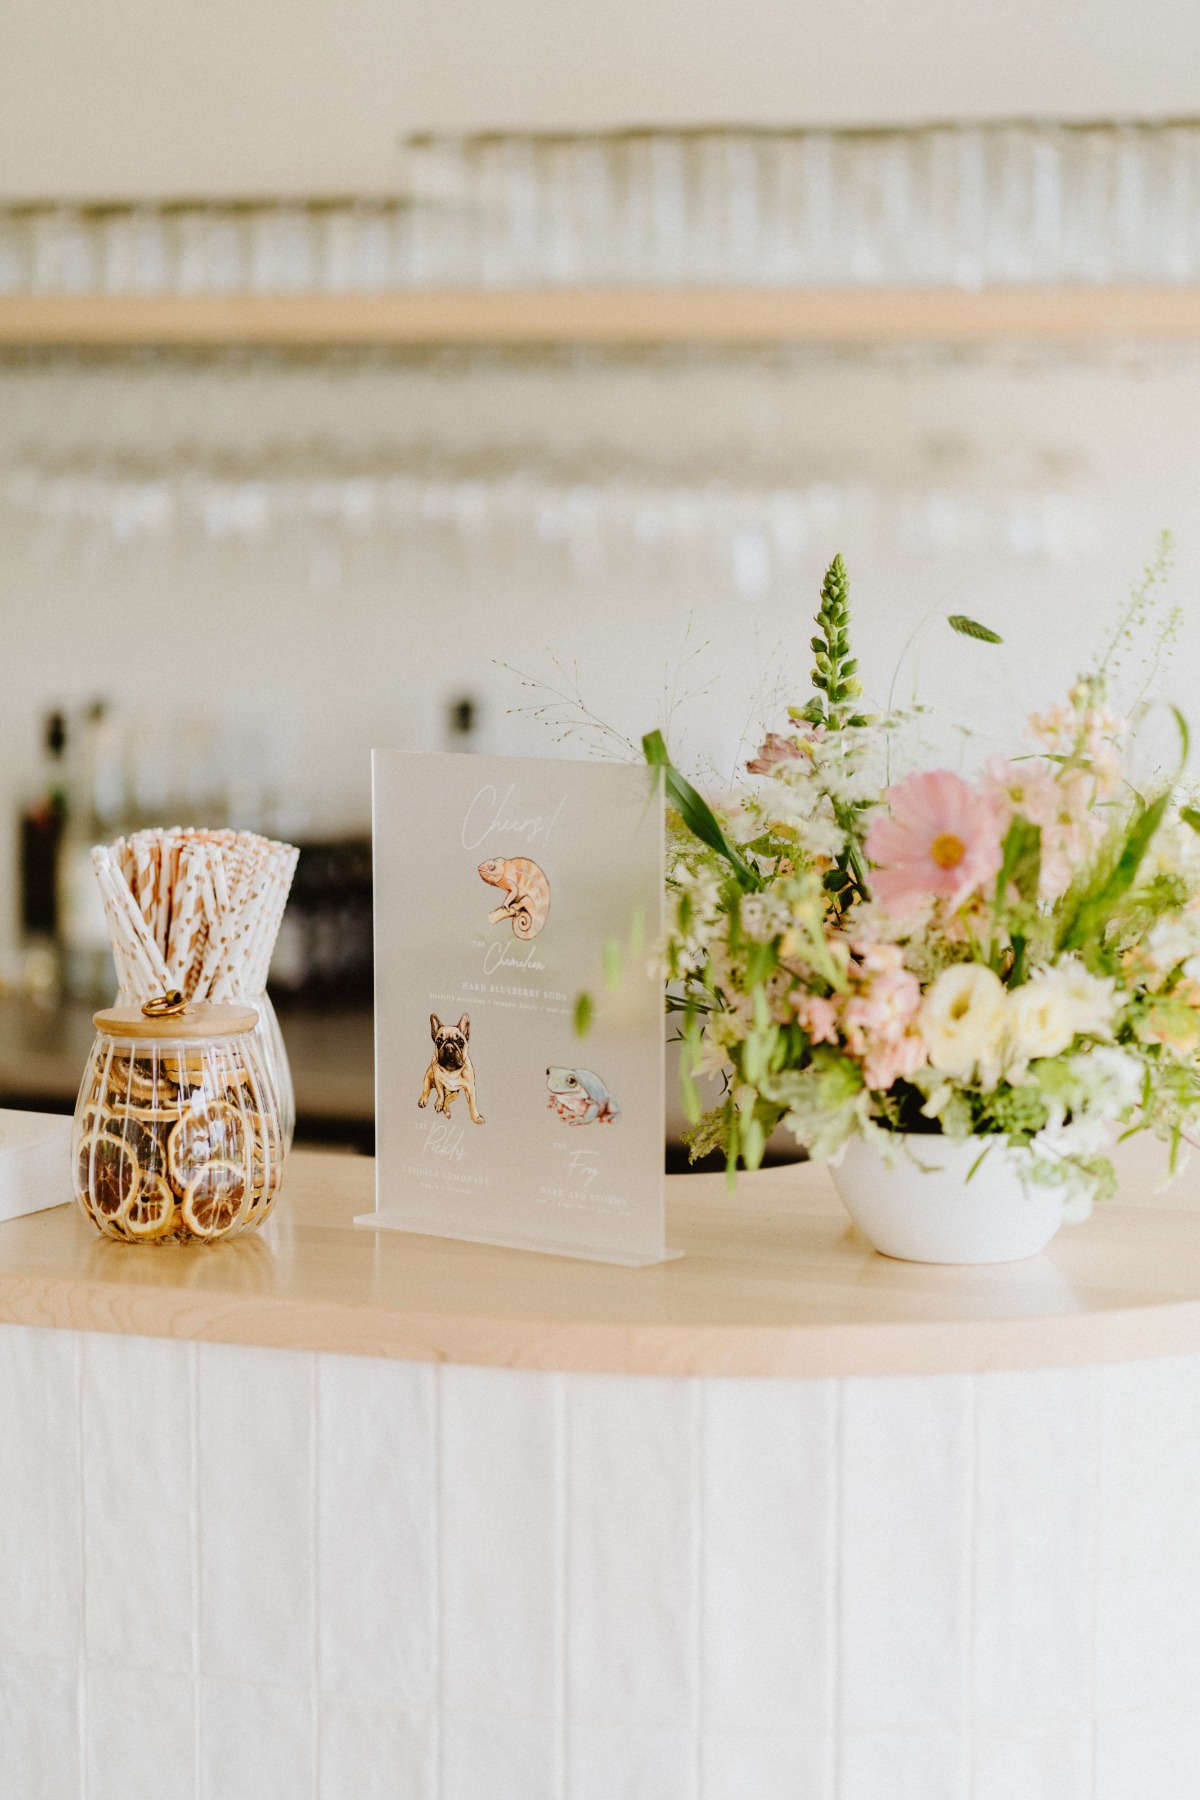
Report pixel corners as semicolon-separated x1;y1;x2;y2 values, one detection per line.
90;828;300;1005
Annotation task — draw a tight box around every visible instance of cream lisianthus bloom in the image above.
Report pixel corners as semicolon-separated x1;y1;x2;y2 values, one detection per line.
1005;960;1116;1079
1006;977;1078;1078
917;963;1008;1086
1044;958;1116;1040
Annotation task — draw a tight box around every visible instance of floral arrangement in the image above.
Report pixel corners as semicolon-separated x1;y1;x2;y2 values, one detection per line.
650;547;1200;1213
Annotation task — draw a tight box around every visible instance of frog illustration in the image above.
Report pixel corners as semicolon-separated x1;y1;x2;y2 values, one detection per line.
546;1066;620;1126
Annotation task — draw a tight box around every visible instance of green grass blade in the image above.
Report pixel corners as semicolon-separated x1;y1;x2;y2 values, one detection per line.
643;730;762;891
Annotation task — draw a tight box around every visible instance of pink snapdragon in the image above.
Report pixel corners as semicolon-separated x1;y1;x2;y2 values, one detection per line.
794;992;840;1043
746;729;820;775
795;938;926;1092
1028;694;1127;800
866;770;1004;918
842;961;925;1091
983;757;1061;829
860;1026;928;1094
984;757;1103;900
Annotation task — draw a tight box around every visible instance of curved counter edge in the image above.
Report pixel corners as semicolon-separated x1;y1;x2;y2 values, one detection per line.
3;1145;1200;1377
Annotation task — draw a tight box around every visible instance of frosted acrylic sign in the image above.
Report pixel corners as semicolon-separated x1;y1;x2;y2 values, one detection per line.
362;750;669;1264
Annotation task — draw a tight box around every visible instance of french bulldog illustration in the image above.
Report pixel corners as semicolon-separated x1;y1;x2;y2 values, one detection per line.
419;1013;485;1124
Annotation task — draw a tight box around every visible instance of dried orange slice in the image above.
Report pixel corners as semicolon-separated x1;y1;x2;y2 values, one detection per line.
122;1171;176;1240
110;1057;160;1105
160;1051;212;1089
78;1135;139;1223
181;1161;247;1239
79;1101;111;1138
100;1114;169;1181
74;1139;104;1227
116;1104;179;1128
167;1102;246;1192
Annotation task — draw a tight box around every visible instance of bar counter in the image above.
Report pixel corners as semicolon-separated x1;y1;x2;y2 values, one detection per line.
3;1150;1200;1376
2;1149;1199;1797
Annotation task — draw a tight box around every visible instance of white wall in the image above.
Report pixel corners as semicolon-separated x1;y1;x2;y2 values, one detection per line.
2;0;1198;199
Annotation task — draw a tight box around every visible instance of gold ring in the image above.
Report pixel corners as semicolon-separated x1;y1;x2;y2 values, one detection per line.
142;990;188;1018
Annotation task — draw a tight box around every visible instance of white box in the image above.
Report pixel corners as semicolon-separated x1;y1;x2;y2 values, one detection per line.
0;1109;73;1222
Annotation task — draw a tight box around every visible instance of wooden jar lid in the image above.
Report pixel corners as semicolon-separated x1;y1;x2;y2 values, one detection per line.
93;1000;260;1041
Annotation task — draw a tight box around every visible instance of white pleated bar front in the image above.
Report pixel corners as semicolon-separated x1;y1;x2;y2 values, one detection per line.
0;1322;1196;1799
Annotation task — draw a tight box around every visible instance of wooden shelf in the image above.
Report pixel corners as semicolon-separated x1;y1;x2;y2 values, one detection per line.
4;1145;1200;1377
5;286;1200;347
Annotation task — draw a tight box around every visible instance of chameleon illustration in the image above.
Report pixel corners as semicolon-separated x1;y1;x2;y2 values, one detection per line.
477;856;552;939
546;1066;620;1126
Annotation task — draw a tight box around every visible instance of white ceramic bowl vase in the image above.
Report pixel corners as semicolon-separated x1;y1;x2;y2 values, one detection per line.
829;1132;1066;1264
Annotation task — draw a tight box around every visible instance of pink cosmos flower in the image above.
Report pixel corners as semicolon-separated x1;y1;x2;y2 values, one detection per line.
866;770;1003;918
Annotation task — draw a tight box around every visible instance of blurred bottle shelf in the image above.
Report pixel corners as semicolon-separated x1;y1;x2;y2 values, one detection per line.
0;993;376;1151
11;124;1200;295
7;122;1200;341
9;286;1200;344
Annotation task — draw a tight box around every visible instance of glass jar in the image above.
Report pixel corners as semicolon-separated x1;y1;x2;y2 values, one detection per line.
112;985;295;1154
249;988;296;1151
72;1000;285;1243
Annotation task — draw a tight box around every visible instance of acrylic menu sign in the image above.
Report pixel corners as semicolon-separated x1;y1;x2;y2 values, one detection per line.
361;750;671;1264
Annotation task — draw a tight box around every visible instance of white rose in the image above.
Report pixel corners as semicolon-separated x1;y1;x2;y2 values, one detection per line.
918;964;1008;1086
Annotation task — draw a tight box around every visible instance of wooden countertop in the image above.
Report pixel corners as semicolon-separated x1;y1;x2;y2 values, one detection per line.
3;1145;1200;1377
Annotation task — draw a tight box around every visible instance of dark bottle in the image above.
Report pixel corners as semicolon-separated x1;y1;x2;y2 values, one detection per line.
59;699;123;1003
20;710;69;942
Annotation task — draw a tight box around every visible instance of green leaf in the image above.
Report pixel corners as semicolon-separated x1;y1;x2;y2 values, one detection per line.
678;1014;703;1125
602;938;623;990
1060;790;1171;952
966;1144;993;1183
1009;932;1027;987
1181;806;1200;834
740;1112;766;1172
725;1104;740;1190
573;991;593;1037
744;942;778;988
948;614;1003;644
643;730;762;892
1169;703;1190;772
995;816;1042;912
